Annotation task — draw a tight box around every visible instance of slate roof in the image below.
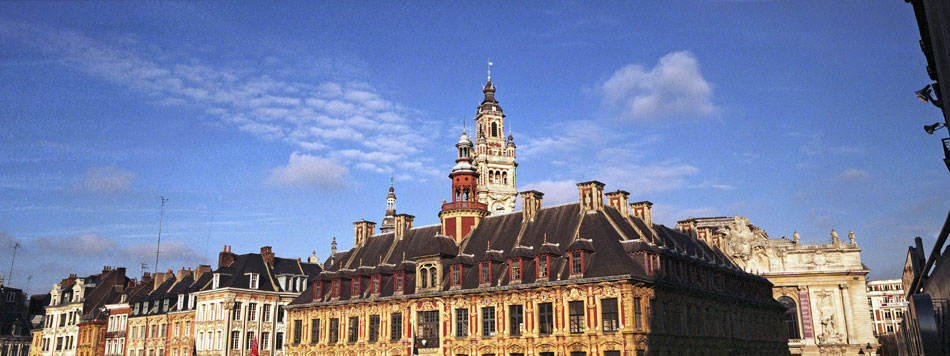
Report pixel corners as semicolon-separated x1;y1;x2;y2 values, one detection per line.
213;252;322;292
129;271;213;317
290;201;768;307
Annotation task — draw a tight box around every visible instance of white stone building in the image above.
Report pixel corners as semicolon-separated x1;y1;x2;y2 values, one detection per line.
866;279;907;336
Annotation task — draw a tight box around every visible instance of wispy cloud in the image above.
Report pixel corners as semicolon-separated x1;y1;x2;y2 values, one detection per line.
838;168;870;182
71;166;135;194
601;51;717;122
0;21;442;185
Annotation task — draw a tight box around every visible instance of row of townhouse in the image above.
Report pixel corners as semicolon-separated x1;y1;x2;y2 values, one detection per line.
30;247;321;356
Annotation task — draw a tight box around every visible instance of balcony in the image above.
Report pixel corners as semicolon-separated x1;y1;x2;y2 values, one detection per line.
441;201;487;211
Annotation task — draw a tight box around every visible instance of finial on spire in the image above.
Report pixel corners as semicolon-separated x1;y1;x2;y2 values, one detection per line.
487;59;493;79
331;236;337;255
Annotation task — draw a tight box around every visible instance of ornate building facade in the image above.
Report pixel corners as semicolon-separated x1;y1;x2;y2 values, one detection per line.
192;246;320;356
678;216;877;356
0;279;32;356
472;74;517;215
282;107;790;356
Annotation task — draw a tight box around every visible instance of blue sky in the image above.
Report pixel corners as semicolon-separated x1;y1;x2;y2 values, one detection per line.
0;1;946;293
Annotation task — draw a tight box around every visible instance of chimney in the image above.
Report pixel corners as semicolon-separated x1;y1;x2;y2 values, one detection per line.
176;267;193;281
152;272;171;290
102;266;112;274
394;214;415;240
631;201;654;226
194;265;211;280
261;246;275;267
605;190;630;217
576;181;605;211
676;218;695;232
520;190;544;221
218;245;236;268
353;220;376;247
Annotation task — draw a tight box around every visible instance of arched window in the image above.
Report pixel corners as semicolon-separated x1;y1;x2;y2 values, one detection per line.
778;296;801;339
503;172;508;184
491;122;498;137
429;267;437;288
420;268;428;288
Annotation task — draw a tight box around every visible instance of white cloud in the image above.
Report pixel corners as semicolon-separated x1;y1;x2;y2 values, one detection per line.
599;162;700;195
266;152;349;190
602;51;716;121
124;240;202;265
72;166;135;194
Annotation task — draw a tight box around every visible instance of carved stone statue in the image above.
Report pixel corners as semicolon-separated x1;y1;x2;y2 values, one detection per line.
848;229;855;245
793;230;800;245
817;291;842;344
720;215;772;273
830;229;840;245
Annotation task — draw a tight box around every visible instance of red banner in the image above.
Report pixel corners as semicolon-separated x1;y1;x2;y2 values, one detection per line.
799;291;814;338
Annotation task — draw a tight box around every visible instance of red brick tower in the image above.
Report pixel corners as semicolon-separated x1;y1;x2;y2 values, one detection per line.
439;130;490;243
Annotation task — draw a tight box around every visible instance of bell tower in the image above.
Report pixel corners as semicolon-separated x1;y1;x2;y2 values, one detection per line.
473;64;518;214
439;130;490;244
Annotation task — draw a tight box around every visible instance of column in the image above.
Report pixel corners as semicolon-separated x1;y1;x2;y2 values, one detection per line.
839;284;855;343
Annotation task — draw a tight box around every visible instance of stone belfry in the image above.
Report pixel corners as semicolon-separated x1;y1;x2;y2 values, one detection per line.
379;177;396;233
473;63;518;214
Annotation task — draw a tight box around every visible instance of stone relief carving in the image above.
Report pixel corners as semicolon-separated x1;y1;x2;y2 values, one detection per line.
719;215;776;273
816;291;843;344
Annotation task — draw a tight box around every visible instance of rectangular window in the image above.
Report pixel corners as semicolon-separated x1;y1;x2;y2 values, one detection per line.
275;332;283;350
347;317;359;343
245;332;254;350
328;318;339;344
173;322;180;337
390;313;402;341
262;305;271;322
538;303;554;335
509;259;521;280
293;319;302;344
230;331;240;350
351;278;360;296
248;303;257;321
260;332;269;350
394;272;404;292
310;319;319;344
417;311;439;349
601;299;619;332
455;308;469;337
451;265;462;286
509;305;523;336
249;274;259;289
604;352;621;356
537;256;549;278
368;315;380;343
481;307;495;337
277;306;284;322
633;297;643;331
331;279;341;298
570;252;583;275
371;275;381;294
569;301;585;333
479;262;491;284
233;302;242;320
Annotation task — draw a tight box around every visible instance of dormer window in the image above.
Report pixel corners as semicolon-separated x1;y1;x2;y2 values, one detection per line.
450;265;462;287
248;273;259;289
177;295;185;310
371;274;381;295
479;262;492;285
509;258;522;281
331;279;341;299
569;251;584;276
351;277;361;296
312;281;323;299
212;274;221;289
537;256;550;278
418;263;438;289
394;271;405;293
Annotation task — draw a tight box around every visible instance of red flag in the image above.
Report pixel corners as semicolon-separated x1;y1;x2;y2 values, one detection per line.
250;337;259;356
